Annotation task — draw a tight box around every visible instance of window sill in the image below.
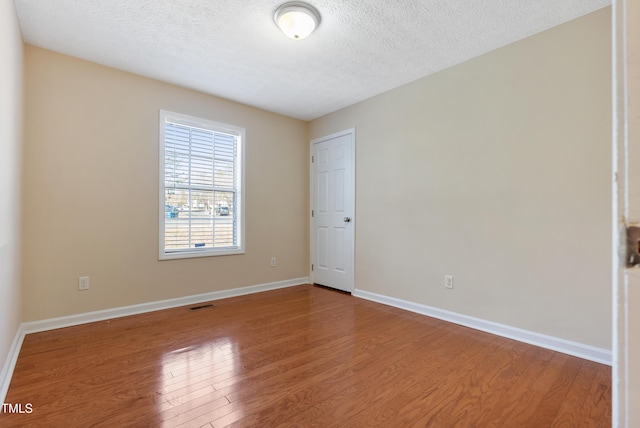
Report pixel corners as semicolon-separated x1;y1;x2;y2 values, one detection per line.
159;248;245;260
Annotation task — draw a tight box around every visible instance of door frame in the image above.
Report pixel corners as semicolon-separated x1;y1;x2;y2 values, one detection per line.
309;128;356;291
613;0;639;426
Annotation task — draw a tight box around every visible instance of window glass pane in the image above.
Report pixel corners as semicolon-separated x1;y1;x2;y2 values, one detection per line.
165;123;191;187
214;160;234;189
190;189;214;249
214;191;235;247
191;156;213;187
191;190;213;214
165;188;189;211
214;133;235;162
214;134;235;189
190;128;214;187
191;216;214;249
214;191;234;216
164;189;189;251
214;216;234;247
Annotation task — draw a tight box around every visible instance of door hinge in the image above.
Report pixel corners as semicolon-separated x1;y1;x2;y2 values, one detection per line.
311;264;314;271
312;155;314;163
312;210;314;217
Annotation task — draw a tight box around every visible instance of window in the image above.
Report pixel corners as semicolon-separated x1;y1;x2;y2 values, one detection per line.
159;110;244;260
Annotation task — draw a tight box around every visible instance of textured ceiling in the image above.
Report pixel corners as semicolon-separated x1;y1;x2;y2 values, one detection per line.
15;0;610;121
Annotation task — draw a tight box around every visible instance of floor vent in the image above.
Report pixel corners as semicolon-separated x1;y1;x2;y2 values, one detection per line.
187;304;215;312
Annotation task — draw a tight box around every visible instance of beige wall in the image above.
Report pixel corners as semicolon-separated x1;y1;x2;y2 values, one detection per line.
22;46;309;321
0;0;24;387
310;8;612;349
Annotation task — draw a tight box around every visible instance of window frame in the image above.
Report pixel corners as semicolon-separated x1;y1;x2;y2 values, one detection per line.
158;110;245;260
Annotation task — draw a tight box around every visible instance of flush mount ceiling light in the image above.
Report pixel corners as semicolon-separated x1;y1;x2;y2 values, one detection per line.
274;2;321;40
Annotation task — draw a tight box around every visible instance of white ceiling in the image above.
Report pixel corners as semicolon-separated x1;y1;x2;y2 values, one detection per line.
15;0;609;121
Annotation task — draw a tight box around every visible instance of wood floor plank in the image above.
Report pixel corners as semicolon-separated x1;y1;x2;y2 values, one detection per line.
372;335;515;426
0;284;611;427
469;344;553;426
304;328;480;425
521;352;585;427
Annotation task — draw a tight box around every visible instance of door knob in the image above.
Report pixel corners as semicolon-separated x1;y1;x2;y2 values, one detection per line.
343;217;351;223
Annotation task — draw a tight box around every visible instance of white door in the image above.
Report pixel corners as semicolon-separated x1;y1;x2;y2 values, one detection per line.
311;130;355;292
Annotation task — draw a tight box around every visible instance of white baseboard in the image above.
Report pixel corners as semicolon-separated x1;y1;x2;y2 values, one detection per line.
22;277;309;334
0;324;25;404
353;288;612;366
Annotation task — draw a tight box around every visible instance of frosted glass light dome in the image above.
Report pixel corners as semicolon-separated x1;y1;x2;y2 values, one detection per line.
274;2;321;40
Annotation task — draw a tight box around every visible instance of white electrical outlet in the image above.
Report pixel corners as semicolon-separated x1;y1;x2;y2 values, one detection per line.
444;275;454;289
79;276;90;291
271;257;277;267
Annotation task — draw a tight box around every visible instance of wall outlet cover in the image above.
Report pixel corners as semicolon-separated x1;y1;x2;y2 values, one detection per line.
79;276;89;291
445;275;454;289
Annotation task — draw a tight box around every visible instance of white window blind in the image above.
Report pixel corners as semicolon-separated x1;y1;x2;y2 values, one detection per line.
159;111;244;259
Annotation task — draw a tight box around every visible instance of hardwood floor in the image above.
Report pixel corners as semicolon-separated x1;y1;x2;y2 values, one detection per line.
0;285;610;427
